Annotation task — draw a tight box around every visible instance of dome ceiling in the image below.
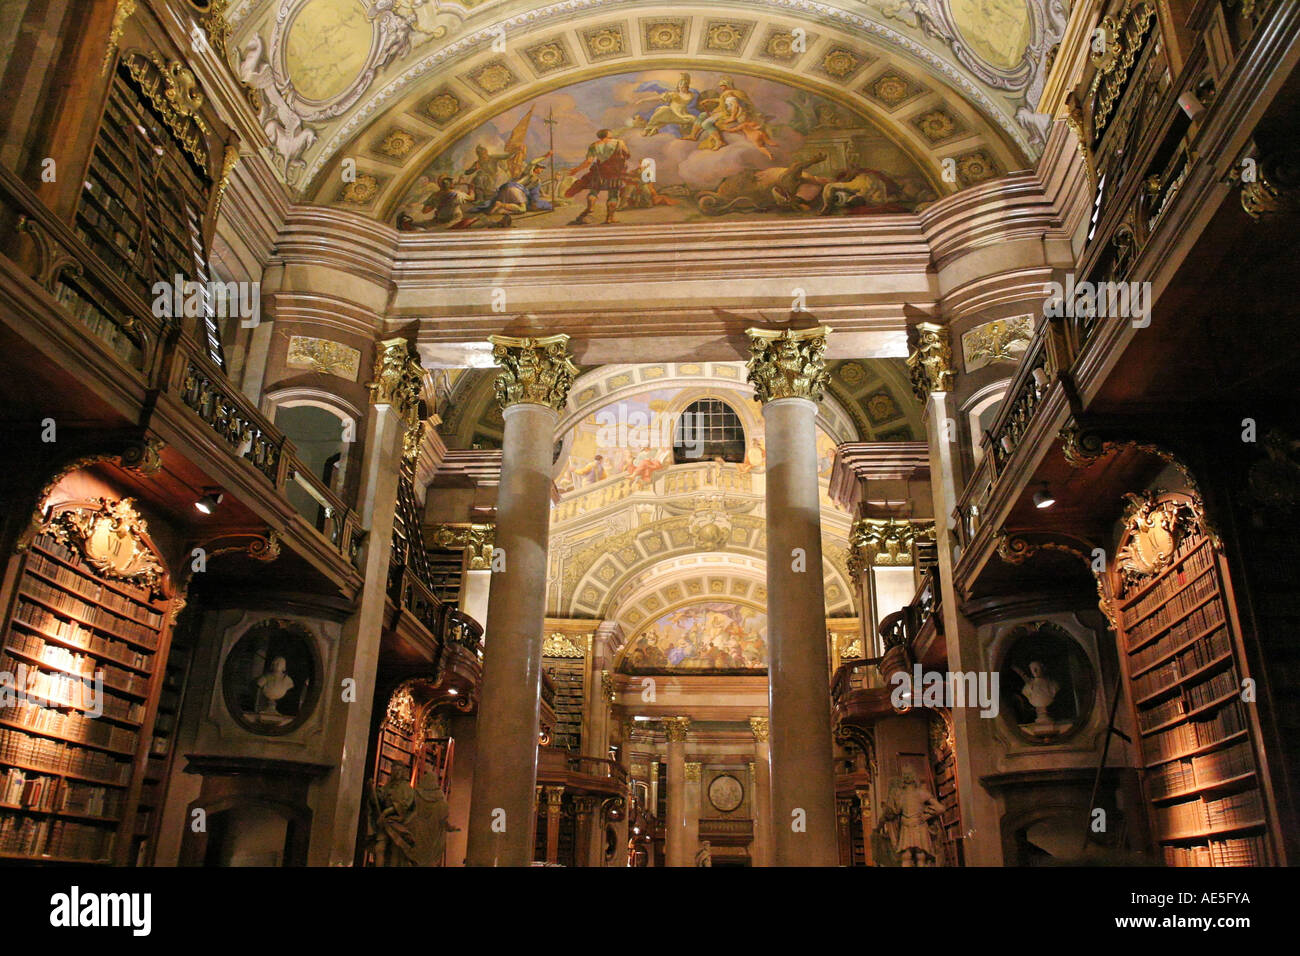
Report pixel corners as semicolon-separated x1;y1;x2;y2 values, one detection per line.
221;0;1067;227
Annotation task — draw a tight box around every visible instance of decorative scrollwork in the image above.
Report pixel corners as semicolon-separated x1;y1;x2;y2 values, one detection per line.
995;529;1117;629
46;498;165;594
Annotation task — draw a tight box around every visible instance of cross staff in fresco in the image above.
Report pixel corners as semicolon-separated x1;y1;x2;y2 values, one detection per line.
565;128;631;225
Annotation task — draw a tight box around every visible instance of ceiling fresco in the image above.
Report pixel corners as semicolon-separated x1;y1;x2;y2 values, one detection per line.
393;69;939;229
219;0;1068;223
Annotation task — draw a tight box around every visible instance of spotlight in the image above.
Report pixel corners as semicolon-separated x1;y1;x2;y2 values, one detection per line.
1033;484;1056;509
194;491;224;514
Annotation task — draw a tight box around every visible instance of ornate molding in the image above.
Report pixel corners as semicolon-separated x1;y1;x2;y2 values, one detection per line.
1115;492;1199;587
600;670;616;704
489;334;578;411
905;322;955;402
543;632;588;658
1058;420;1220;548
663;716;691;742
102;0;136;76
847;518;935;581
995;529;1116;629
212;143;242;222
121;52;212;169
748;716;769;743
684;762;703;783
427;523;495;570
745;326;830;403
18;437;164;552
1233;148;1300;220
45;498;165;594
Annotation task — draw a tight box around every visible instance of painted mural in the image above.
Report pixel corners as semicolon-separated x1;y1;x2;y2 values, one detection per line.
620;603;768;674
395;69;938;230
554;388;840;499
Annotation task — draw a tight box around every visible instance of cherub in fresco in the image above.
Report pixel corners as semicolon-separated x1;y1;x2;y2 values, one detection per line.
634;73;701;137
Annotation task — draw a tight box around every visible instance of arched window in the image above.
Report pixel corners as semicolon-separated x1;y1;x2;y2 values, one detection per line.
672;399;745;464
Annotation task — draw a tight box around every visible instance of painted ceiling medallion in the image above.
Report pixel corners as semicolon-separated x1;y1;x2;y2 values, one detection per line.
49;498;165;591
642;18;686;52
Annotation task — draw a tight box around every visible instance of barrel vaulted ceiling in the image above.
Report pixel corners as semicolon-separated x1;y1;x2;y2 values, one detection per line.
220;0;1067;227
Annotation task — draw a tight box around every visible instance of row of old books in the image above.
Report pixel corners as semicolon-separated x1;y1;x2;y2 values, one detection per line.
19;577;159;649
27;544;161;629
1155;788;1263;840
0;811;115;861
4;628;150;697
0;654;143;725
1136;666;1240;734
12;600;152;671
1130;599;1226;674
1164;835;1268;867
1127;568;1219;650
1;769;122;818
0;727;131;785
1146;740;1256;800
1143;699;1249;765
1131;625;1232;700
0;697;138;754
1121;537;1212;619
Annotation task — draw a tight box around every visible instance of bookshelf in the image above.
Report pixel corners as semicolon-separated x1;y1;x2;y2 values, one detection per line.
0;501;175;865
1111;494;1273;867
543;657;585;752
74;61;223;368
931;732;963;866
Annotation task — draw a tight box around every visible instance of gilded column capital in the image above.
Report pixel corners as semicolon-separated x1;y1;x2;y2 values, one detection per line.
748;716;770;742
488;333;578;411
684;762;703;783
744;326;831;403
545;785;565;809
663;716;691;742
600;670;616;703
846;518;935;582
905;321;955;402
367;337;427;459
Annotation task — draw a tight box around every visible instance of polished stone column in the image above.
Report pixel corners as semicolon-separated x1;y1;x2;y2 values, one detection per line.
685;761;702;865
663;716;690;867
310;339;423;864
747;326;839;866
466;335;578;867
748;716;773;867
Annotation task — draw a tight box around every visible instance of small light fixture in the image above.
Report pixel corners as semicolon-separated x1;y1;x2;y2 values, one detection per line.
1033;483;1056;510
194;491;224;514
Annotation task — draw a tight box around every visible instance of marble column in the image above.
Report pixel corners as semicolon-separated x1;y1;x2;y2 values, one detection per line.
909;322;1001;864
663;716;690;867
466;335;578;867
746;326;839;866
685;761;702;865
309;339;423;865
748;716;773;867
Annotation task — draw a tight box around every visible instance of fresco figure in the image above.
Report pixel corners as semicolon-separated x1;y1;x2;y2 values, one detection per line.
566;129;631;224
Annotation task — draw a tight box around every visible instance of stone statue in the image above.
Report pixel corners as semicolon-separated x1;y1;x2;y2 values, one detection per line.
365;765;459;866
255;656;294;714
1014;660;1060;732
879;768;945;866
695;841;712;867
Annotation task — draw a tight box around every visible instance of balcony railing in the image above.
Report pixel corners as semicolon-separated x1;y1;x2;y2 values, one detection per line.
442;607;484;661
536;747;629;793
0;162;363;572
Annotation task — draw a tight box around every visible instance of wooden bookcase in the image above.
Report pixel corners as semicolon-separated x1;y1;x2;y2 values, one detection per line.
1111;495;1274;866
543;657;585;752
0;522;175;865
74;61;223;369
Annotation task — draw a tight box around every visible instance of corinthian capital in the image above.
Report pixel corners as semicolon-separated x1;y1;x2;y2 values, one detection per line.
368;338;427;459
905;322;955;402
663;716;691;742
748;716;769;742
745;326;830;403
489;333;578;411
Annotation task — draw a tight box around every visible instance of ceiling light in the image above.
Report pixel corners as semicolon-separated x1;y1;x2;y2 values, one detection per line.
194;492;224;514
1033;484;1056;509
